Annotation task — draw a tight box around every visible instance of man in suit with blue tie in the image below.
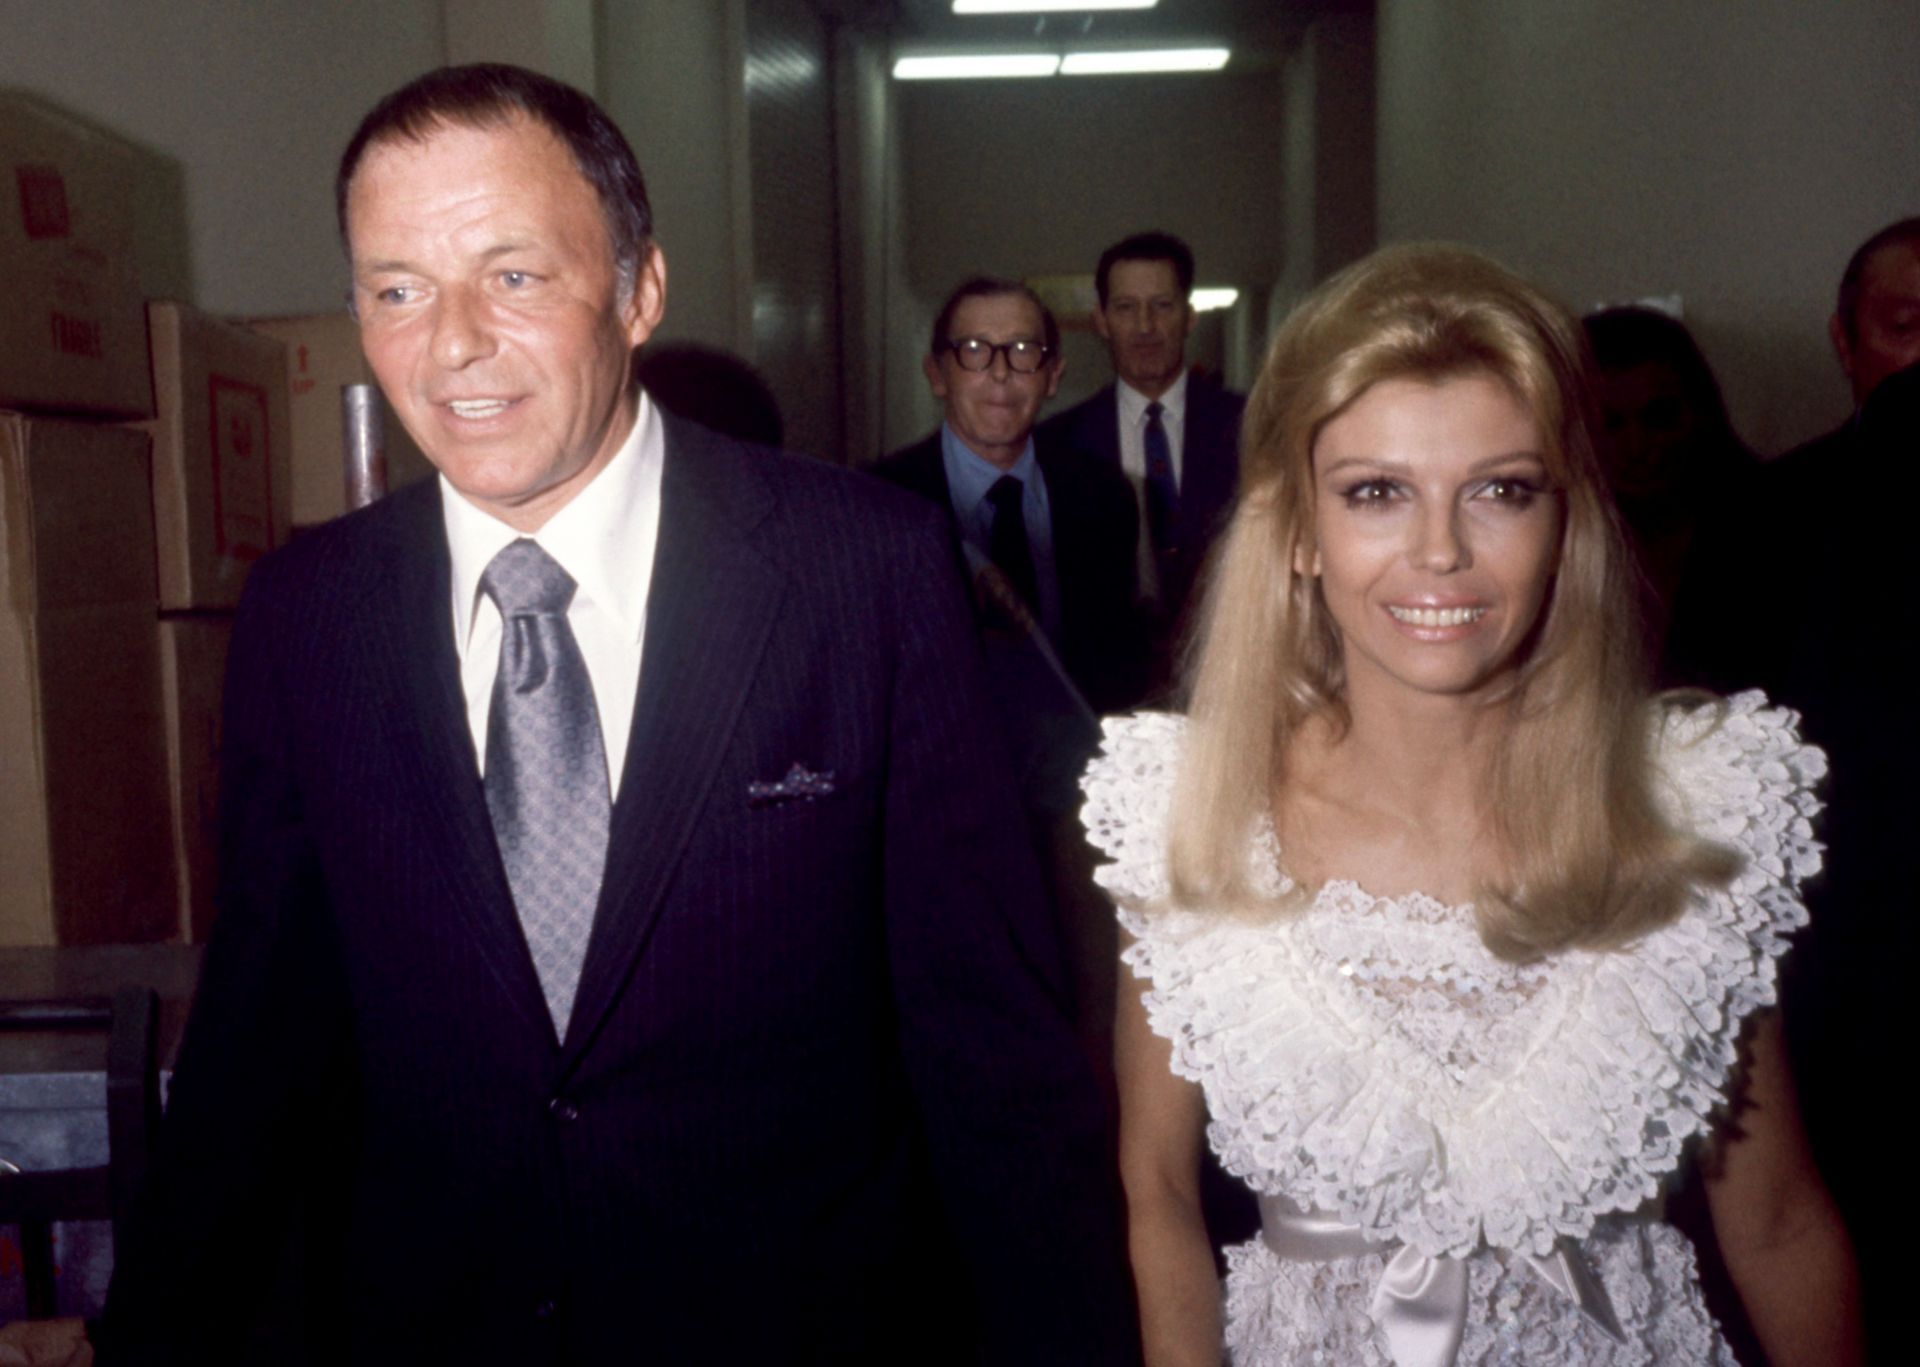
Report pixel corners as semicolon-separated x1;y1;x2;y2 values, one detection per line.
101;65;1135;1366
1039;232;1245;697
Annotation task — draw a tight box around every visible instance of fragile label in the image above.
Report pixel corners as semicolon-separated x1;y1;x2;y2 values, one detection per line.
15;164;70;239
208;376;274;560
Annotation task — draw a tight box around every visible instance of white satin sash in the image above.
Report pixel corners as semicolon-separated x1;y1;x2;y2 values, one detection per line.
1256;1194;1626;1367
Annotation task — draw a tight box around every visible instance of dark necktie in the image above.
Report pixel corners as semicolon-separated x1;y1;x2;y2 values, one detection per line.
1144;400;1179;557
986;474;1040;612
480;539;610;1038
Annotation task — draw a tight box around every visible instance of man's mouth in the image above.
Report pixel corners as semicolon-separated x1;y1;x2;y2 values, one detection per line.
446;398;514;419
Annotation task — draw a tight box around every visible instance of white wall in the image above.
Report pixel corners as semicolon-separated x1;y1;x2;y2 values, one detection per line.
1377;0;1920;453
599;0;752;355
0;0;445;316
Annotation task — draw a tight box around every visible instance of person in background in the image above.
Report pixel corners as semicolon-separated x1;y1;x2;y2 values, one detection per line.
100;64;1137;1366
1088;243;1860;1366
874;275;1147;1067
875;275;1147;721
632;341;784;448
1041;232;1244;697
1580;306;1756;678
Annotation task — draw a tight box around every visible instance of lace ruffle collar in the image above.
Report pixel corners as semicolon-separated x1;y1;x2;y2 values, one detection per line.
1080;693;1823;1258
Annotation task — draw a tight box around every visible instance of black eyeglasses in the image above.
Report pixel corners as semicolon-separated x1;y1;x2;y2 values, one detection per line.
943;338;1052;373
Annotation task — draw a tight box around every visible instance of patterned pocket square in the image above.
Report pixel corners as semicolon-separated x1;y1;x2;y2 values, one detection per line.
747;763;837;808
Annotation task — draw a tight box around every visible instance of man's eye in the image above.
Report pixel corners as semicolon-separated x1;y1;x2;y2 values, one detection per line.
500;270;530;288
375;286;411;305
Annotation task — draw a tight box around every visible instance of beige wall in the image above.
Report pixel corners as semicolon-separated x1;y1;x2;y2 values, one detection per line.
599;0;753;355
1377;0;1920;454
0;0;445;316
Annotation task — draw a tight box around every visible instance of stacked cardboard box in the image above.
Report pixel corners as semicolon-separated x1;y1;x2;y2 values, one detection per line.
247;312;433;529
4;98;299;946
0;94;152;419
1;417;175;945
136;301;292;940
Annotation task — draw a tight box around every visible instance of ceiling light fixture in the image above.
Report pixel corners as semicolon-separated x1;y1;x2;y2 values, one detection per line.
1191;288;1240;312
1060;47;1231;74
953;2;1156;13
892;53;1061;79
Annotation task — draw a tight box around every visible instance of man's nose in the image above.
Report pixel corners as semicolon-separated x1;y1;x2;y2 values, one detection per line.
428;286;498;369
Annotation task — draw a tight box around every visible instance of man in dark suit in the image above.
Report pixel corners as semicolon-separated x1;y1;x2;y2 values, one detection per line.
873;276;1146;718
873;277;1147;1080
101;65;1135;1366
1039;231;1244;696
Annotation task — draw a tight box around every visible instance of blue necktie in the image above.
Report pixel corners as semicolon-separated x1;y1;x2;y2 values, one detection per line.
481;539;610;1038
1144;400;1179;557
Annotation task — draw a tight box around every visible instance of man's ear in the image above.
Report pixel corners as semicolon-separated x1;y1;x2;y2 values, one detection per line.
922;351;948;400
1828;312;1855;386
1092;305;1112;342
622;244;668;349
1043;357;1064;400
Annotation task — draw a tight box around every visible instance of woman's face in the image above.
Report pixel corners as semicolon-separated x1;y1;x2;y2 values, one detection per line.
1306;371;1564;706
1594;359;1701;502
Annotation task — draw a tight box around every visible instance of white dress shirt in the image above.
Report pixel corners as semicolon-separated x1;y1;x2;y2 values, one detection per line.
1115;367;1189;601
443;393;664;799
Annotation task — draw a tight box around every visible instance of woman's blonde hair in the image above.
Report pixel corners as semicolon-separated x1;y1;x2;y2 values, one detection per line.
1169;244;1737;959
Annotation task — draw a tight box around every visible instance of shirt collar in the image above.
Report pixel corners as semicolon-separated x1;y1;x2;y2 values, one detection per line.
1117;367;1190;427
939;421;1040;513
445;391;661;653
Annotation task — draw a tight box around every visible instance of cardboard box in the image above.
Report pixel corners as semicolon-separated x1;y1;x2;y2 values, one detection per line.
246;313;433;527
0;94;153;418
157;614;230;942
2;413;175;946
139;301;293;609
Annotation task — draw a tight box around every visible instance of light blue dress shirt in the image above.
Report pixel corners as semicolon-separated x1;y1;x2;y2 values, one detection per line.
938;423;1061;642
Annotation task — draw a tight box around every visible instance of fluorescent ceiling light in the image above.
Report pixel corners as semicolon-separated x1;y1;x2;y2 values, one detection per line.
1191;288;1240;312
893;53;1060;79
1061;48;1230;75
955;2;1156;13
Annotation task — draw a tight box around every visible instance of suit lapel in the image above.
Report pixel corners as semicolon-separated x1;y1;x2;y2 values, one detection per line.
369;485;554;1036
562;419;785;1065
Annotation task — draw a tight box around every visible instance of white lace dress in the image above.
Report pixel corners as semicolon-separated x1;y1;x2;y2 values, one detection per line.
1079;695;1824;1365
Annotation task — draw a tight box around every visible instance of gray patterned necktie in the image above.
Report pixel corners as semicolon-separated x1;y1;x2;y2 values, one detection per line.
480;538;610;1037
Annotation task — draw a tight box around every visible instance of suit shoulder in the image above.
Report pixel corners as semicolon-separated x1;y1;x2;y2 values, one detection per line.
243;477;436;604
1038;387;1114;439
690;427;952;553
867;434;944;499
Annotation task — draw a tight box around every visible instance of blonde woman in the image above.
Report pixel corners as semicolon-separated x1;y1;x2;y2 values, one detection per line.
1083;245;1861;1366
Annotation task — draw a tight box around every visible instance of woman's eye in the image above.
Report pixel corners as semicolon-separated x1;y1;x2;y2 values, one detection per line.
1340;479;1399;507
1481;477;1541;506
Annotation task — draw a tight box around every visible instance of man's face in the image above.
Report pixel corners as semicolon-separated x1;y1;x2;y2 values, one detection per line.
346;116;665;531
1832;241;1920;407
923;293;1061;469
1094;258;1194;398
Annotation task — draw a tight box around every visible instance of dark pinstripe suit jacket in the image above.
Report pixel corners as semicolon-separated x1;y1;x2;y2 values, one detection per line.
103;417;1137;1366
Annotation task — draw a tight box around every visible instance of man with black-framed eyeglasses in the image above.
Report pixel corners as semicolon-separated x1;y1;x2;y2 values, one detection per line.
874;275;1147;717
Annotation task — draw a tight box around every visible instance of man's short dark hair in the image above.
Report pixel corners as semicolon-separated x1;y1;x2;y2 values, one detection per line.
336;63;651;285
1094;231;1196;307
929;276;1060;360
1836;216;1920;340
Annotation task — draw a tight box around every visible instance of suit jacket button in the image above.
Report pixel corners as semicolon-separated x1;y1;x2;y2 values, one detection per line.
549;1097;579;1123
